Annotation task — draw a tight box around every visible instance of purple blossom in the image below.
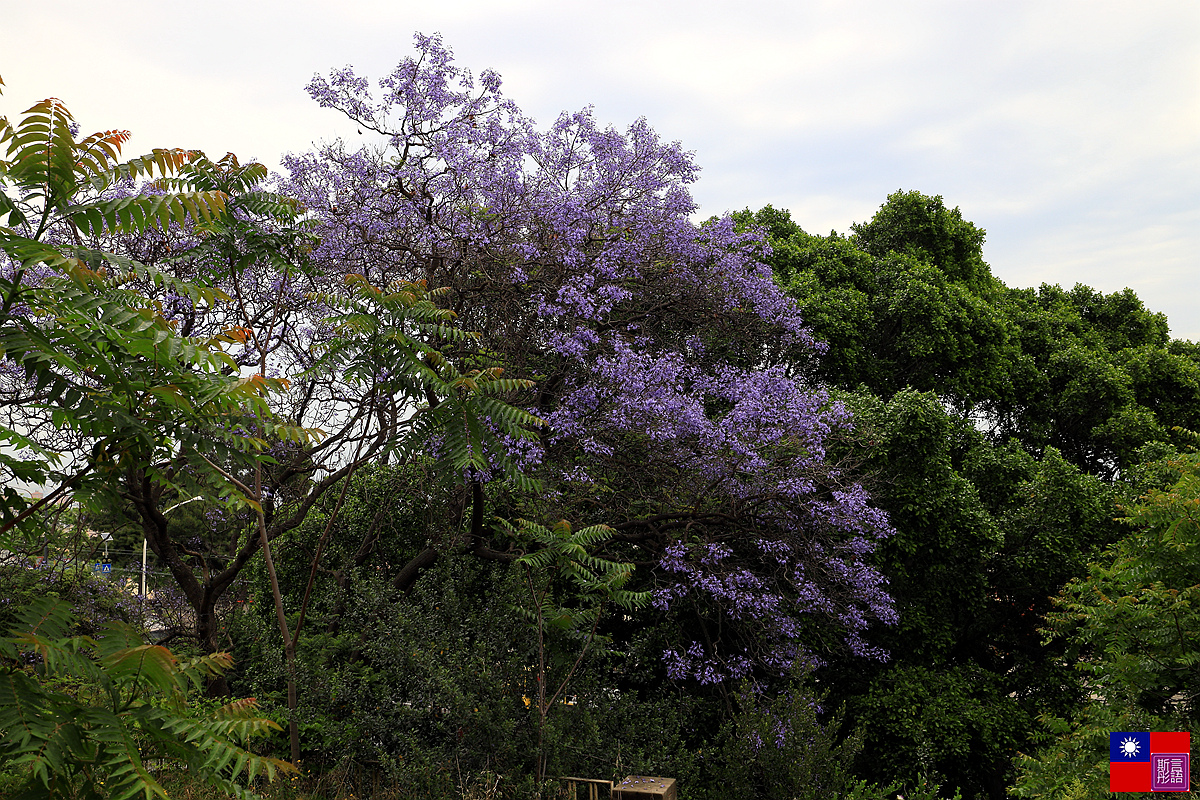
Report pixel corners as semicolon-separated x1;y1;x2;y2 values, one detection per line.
286;32;897;685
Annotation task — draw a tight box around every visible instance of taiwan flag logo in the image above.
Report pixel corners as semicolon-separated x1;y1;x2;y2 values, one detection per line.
1110;732;1190;792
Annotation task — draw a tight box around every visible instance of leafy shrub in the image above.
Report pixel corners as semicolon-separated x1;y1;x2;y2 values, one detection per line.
0;562;137;636
702;664;864;800
0;598;293;799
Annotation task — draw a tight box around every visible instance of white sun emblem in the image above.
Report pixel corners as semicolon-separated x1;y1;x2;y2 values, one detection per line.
1120;737;1141;758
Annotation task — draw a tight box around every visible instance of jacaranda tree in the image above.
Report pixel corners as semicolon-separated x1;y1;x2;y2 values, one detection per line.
282;33;897;690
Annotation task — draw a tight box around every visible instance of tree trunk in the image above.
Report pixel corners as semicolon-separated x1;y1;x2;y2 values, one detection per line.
196;594;232;697
257;516;300;764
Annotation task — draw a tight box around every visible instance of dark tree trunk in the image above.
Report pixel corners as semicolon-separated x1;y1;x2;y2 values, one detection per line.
196;596;231;697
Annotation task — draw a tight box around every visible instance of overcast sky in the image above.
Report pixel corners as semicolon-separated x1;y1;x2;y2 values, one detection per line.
4;0;1198;338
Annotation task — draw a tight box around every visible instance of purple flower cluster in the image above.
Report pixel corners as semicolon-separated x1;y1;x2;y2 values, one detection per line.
285;33;897;683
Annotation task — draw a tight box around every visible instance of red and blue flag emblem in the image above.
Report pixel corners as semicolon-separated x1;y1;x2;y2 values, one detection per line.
1110;732;1190;792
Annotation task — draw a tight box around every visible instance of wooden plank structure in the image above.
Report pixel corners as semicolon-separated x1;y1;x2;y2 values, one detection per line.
612;775;677;800
560;776;613;800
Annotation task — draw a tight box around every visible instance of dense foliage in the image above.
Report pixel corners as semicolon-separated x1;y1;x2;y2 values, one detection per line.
740;197;1200;798
2;41;1198;800
0;600;290;800
1012;446;1200;798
